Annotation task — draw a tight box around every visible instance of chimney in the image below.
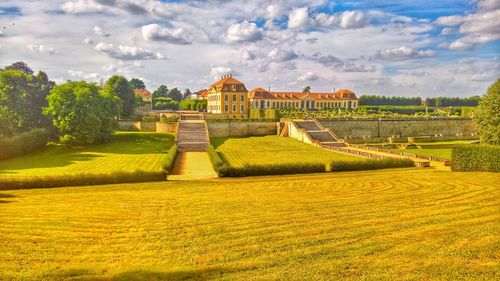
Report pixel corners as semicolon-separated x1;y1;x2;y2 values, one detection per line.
268;86;271;91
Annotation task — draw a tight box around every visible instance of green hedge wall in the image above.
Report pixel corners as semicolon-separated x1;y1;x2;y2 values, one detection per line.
451;145;500;172
164;144;178;173
0;129;49;161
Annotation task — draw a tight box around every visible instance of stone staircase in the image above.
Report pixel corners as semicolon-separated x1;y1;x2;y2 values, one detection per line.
294;119;346;147
176;114;209;152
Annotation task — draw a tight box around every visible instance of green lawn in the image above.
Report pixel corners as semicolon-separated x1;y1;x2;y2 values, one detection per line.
0;169;498;280
212;136;361;168
0;132;175;188
394;148;452;159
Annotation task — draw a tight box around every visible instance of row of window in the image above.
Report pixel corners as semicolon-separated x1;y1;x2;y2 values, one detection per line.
253;100;355;109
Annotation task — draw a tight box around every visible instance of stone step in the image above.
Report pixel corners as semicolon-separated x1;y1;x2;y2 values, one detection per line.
178;142;208;152
295;121;321;131
181;114;202;120
308;131;336;142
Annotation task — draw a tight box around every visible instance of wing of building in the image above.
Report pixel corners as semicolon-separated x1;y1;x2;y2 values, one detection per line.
134;88;153;111
205;75;358;118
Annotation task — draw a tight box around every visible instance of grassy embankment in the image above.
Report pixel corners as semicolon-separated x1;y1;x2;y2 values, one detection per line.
379;140;478;160
0;169;498;280
0;132;176;189
210;136;412;176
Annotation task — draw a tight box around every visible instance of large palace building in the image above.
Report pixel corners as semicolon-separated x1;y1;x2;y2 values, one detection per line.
205;75;358;118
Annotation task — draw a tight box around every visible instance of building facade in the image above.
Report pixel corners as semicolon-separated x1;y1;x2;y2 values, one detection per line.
134;88;153;111
205;75;358;118
206;75;249;119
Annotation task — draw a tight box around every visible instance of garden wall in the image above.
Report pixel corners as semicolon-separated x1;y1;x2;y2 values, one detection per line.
118;121;158;132
156;122;177;133
207;122;277;137
318;118;478;139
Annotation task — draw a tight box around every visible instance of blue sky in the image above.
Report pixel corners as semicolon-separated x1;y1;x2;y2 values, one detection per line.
0;0;498;97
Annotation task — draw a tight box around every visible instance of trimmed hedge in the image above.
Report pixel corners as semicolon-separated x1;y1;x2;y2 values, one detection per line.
0;129;49;161
0;170;167;190
451;145;500;172
207;145;228;176
328;158;413;172
164;144;178;173
224;162;326;177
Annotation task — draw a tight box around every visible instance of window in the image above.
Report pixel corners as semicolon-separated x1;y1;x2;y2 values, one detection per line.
232;104;237;112
266;101;270;108
224;105;228;113
232;85;236;91
240;104;244;112
240;95;244;102
232;94;236;102
224;94;228;102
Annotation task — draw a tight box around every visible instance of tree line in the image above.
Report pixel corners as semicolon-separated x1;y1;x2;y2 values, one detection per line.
359;95;480;107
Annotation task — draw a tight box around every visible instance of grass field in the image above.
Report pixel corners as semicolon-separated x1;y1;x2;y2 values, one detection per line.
0;168;498;280
212;136;361;167
0;132;175;188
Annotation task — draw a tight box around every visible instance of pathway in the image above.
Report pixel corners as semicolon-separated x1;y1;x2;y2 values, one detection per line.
168;152;218;180
169;113;218;180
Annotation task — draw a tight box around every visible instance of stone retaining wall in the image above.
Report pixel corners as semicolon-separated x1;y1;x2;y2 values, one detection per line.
207;122;277;137
318;118;477;139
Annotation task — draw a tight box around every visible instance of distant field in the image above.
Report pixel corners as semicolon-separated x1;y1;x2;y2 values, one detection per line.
0;169;498;280
212;136;360;168
0;132;175;188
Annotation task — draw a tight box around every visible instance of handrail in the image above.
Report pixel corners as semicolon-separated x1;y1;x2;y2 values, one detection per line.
347;143;450;163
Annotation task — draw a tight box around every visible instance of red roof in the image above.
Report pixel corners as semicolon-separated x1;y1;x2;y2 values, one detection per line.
248;88;357;100
134;88;152;99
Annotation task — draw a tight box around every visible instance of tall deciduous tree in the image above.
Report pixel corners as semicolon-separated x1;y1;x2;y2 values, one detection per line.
475;79;500;145
44;81;120;145
103;75;136;118
302;86;311;93
183;89;192;100
129;78;145;89
168;87;182;102
153;85;169;98
0;68;54;136
5;61;34;75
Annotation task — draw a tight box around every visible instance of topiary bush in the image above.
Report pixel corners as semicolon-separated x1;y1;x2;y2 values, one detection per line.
328;158;413;172
451;145;500;172
0;129;49;161
207;145;228;176
163;144;178;173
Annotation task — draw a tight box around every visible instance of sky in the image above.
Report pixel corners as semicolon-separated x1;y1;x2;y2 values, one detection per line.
0;0;499;97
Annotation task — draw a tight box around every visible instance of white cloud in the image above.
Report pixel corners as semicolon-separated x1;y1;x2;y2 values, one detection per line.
94;42;165;60
68;69;102;81
61;0;104;14
141;24;192;44
315;13;337;27
434;15;464;26
315;54;376;72
225;21;262;44
268;48;298;62
93;26;110;37
266;4;283;19
84;37;94;44
339;11;366;29
477;0;500;11
297;72;319;82
241;49;255;60
27;44;57;55
210;66;232;79
375;46;434;61
288;7;310;29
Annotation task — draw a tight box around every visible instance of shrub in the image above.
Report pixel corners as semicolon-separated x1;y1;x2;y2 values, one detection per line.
160;116;178;123
163;144;178;173
207;145;228;176
222;162;326;177
451;145;500;172
0;170;167;190
328;158;413;172
0;129;49;161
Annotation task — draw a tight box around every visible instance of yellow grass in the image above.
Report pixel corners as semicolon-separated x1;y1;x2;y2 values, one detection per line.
0;168;499;280
212;136;361;168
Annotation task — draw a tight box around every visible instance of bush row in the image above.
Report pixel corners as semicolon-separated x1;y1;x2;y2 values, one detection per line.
0;129;49;161
451;145;499;172
163;144;178;173
328;158;413;172
0;170;167;190
207;145;229;176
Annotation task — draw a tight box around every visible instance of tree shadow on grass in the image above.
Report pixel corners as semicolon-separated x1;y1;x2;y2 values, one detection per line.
0;193;15;203
49;265;256;281
0;152;102;171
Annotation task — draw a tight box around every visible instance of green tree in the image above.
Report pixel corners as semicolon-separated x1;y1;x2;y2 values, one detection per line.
0;69;54;136
475;79;500;145
44;81;120;145
5;61;34;75
302;86;311;93
129;78;145;89
168;87;183;101
183;89;192;100
103;75;136;118
153;85;169;98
